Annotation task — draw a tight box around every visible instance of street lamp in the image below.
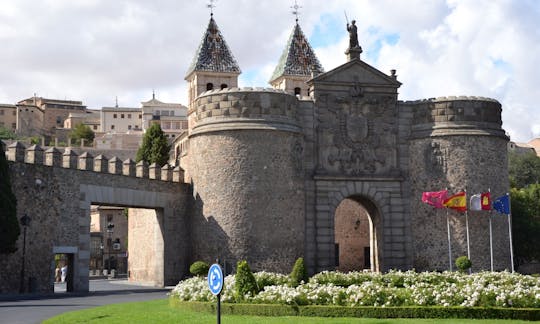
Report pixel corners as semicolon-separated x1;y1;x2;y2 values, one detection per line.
106;222;114;276
19;214;30;293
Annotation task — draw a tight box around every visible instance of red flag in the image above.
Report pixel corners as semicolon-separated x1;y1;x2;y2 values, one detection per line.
422;190;448;208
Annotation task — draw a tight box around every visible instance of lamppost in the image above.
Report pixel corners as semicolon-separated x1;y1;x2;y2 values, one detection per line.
106;222;114;276
19;214;30;293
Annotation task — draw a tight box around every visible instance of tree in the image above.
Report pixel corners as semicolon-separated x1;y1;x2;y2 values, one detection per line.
0;126;16;140
508;152;540;189
290;257;308;287
234;260;258;301
69;123;95;146
510;186;540;266
0;142;19;253
136;123;171;167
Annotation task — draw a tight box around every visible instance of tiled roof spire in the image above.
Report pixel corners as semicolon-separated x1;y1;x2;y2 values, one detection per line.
185;17;241;77
269;22;324;83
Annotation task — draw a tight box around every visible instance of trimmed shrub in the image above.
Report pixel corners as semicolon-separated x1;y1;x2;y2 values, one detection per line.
456;256;472;273
290;257;308;287
235;260;258;301
189;261;209;277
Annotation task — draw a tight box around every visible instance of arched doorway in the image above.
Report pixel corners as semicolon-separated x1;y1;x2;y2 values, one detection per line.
334;196;380;272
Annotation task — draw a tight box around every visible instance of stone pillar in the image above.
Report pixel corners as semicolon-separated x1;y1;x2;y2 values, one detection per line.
45;147;62;167
63;149;78;169
161;164;172;181
136;161;149;178
7;141;25;162
78;152;93;171
94;154;108;173
108;156;122;175
172;166;184;183
149;163;160;180
25;144;44;164
123;159;136;176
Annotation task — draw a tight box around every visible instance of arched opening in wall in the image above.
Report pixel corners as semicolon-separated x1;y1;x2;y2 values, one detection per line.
294;87;301;96
220;83;228;89
206;83;214;91
334;196;380;272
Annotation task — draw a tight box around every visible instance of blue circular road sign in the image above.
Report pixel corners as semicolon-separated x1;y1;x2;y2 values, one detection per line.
207;263;223;295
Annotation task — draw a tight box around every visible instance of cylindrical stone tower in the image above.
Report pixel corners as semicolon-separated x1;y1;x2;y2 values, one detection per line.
407;96;510;272
186;87;305;272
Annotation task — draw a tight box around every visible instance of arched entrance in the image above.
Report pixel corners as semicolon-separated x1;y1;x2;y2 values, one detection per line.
334;196;380;272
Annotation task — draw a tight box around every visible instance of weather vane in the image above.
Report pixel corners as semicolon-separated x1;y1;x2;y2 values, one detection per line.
291;0;301;22
207;0;217;17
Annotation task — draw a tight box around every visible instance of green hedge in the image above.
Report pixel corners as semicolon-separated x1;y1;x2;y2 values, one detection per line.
170;299;540;321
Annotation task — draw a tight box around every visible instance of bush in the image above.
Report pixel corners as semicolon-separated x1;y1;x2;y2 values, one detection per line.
189;261;209;276
290;257;308;287
235;260;258;301
456;256;472;273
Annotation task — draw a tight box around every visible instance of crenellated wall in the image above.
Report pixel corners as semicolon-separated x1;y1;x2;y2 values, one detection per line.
1;142;190;294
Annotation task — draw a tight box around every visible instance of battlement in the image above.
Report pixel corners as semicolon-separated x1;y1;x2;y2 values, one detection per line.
5;142;184;183
190;87;301;135
401;96;506;139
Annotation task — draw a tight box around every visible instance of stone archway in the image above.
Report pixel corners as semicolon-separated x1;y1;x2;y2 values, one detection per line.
334;195;381;272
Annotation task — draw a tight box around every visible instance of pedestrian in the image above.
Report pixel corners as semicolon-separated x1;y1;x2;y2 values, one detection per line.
55;267;61;283
61;265;67;283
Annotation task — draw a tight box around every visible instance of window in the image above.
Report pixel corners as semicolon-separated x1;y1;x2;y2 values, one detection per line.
12;110;16;116
93;125;98;130
155;110;160;116
127;114;131;118
139;114;142;119
170;110;175;116
162;121;171;129
111;125;115;130
128;125;132;130
56;116;62;124
206;83;214;91
11;123;16;129
294;87;301;96
0;110;4;115
220;83;228;89
113;114;117;118
121;114;125;118
134;125;139;129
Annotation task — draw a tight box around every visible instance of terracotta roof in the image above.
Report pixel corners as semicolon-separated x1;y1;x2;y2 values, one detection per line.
270;23;324;83
185;17;241;77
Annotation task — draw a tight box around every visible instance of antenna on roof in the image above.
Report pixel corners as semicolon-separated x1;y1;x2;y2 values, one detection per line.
291;0;301;23
207;0;217;17
152;89;155;100
115;96;118;108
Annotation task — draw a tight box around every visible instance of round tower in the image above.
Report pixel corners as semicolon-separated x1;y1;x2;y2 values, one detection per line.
187;87;305;272
407;96;510;271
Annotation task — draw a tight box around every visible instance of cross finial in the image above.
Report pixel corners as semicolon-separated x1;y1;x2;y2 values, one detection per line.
207;0;217;17
291;0;301;22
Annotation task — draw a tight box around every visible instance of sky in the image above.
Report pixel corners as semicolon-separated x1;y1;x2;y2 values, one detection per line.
0;0;539;142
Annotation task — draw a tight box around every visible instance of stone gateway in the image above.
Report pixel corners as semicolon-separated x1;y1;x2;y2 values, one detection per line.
1;15;510;294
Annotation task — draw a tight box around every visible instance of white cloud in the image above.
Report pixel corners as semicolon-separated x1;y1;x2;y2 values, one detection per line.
0;0;538;141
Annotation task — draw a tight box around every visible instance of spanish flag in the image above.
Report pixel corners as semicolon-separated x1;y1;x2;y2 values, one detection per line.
443;192;467;212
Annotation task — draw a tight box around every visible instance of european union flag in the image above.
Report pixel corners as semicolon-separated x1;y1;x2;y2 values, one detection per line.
492;194;510;215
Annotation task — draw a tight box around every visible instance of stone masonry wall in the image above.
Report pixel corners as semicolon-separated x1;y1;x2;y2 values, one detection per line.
0;143;190;293
407;97;509;271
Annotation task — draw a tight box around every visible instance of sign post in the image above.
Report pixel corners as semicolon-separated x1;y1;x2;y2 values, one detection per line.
208;263;223;324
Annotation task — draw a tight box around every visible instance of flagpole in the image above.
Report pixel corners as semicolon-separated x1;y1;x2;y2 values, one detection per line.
464;189;471;274
506;192;514;273
446;208;453;271
488;188;494;272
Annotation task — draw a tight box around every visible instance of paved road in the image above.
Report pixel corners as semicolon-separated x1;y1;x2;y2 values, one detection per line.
0;279;172;324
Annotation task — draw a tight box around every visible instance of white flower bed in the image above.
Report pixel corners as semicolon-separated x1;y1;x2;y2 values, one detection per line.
169;270;540;308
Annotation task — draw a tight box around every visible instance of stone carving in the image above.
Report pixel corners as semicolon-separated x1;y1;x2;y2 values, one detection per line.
425;142;447;174
319;93;397;176
346;20;359;49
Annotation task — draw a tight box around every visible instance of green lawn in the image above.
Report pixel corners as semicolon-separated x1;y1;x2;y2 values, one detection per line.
43;299;535;324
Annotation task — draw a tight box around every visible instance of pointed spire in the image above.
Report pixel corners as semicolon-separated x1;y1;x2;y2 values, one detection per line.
269;22;324;83
185;16;241;78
